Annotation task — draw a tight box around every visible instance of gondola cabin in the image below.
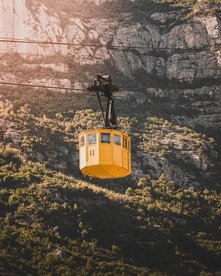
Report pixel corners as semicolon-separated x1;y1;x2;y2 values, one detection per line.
79;74;131;179
79;129;131;179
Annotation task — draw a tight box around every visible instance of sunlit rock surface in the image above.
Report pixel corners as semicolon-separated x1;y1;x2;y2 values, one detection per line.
0;0;221;186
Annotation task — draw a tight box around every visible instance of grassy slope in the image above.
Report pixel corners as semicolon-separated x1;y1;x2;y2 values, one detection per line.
0;92;220;275
0;144;220;275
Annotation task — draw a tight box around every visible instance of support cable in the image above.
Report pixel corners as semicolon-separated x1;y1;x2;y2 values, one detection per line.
0;81;87;92
0;37;220;52
96;91;106;126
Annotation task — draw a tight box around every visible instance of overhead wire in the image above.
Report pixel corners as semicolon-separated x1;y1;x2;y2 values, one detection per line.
0;80;134;93
0;37;220;51
0;81;88;92
0;80;142;94
0;52;101;61
0;79;180;93
0;37;104;47
0;80;220;94
0;36;219;140
0;37;220;93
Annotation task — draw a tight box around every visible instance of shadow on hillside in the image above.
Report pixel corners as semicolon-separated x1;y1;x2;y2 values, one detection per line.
39;184;220;273
41;185;178;272
171;228;221;272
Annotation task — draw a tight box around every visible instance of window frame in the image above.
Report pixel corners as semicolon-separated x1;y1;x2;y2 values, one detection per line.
128;139;131;151
114;134;121;146
123;136;128;149
87;133;97;145
100;133;111;144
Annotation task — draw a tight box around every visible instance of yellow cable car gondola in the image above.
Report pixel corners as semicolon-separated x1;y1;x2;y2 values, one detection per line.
79;75;131;179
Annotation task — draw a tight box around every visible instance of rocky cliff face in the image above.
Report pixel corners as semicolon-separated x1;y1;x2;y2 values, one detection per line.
0;0;221;186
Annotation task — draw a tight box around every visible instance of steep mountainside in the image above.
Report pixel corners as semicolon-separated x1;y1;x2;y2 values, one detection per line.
0;0;221;274
0;0;221;185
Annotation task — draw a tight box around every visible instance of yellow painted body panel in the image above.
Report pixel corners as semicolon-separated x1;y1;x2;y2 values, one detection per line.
79;129;131;179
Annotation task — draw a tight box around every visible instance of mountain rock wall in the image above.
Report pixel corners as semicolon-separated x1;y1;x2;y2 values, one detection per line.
0;0;221;186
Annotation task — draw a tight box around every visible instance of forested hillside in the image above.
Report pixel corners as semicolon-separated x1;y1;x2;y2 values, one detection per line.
0;0;221;274
0;91;220;274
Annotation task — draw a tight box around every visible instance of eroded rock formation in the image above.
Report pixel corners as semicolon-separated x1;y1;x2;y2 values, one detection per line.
0;0;220;186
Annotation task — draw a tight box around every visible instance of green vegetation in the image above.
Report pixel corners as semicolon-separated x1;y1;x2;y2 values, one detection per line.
0;146;150;274
0;89;220;274
0;142;220;274
138;116;211;169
